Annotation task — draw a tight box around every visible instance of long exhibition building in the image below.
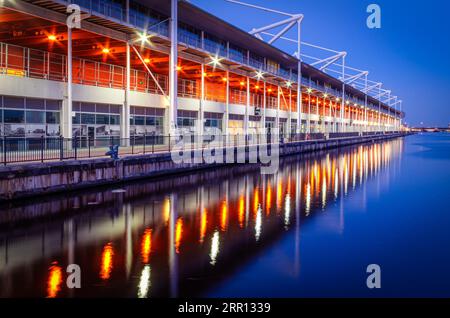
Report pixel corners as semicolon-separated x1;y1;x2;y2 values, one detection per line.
0;0;404;142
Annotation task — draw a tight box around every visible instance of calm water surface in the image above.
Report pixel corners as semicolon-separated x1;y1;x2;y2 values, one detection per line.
1;133;450;298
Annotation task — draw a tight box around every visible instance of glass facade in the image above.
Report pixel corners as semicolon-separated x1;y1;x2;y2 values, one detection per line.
204;112;223;133
72;102;121;139
177;110;197;134
0;96;61;137
130;106;164;136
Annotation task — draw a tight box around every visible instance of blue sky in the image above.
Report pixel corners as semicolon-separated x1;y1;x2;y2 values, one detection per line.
190;0;450;127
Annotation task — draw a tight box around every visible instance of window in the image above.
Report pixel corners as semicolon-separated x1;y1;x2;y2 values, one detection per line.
134;116;145;125
81;113;95;124
110;115;120;125
96;114;109;125
26;111;45;124
72;113;81;125
4;110;25;123
46;112;60;124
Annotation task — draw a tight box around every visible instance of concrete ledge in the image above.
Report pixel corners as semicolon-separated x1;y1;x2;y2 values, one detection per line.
0;133;407;201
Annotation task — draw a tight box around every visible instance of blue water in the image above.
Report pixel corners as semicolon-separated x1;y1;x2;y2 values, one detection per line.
208;133;450;297
1;133;449;298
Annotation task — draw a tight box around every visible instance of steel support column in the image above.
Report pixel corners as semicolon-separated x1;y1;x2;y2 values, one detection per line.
198;64;205;136
328;97;332;133
307;93;311;134
225;70;230;138
169;0;178;134
122;43;131;144
378;86;382;132
245;76;250;135
263;81;267;132
340;55;346;132
62;26;73;139
315;96;319;133
287;88;292;137
296;20;302;134
364;74;368;132
276;86;280;134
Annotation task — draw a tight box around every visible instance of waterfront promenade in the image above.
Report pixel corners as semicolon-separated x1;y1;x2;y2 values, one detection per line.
0;132;407;201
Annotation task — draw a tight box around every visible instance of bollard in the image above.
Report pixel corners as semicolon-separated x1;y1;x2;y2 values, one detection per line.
106;145;120;160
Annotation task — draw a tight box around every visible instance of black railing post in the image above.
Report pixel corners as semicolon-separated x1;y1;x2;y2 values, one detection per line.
88;136;92;158
169;134;171;152
59;136;63;161
143;133;146;154
132;135;135;154
3;136;6;166
40;135;44;163
75;137;78;160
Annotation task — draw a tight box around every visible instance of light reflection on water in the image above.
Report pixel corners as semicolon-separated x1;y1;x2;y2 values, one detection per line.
0;137;404;298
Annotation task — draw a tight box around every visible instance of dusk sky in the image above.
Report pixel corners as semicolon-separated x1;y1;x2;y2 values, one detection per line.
191;0;450;127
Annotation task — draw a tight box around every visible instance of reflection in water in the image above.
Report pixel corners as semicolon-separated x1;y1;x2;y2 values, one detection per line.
175;218;183;254
284;194;291;229
47;262;63;298
266;182;272;215
138;265;151;298
0;138;404;297
255;206;262;241
141;229;152;264
210;231;220;266
100;243;114;281
220;201;228;232
200;209;208;243
163;197;171;225
238;196;245;228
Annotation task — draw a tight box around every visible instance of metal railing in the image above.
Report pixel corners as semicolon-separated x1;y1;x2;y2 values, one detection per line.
0;41;398;120
0;41;169;94
0;132;405;166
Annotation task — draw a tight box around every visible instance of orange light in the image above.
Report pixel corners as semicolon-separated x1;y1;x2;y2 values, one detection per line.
203;72;208;77
222;77;227;82
238;196;245;228
266;181;272;215
268;88;272;93
176;66;182;71
175;218;183;253
47;35;57;41
220;201;228;232
200;208;207;243
255;85;260;89
47;262;62;298
240;81;245;86
144;58;151;63
253;188;260;213
141;229;152;264
100;243;114;280
102;48;110;54
163;197;170;224
276;181;283;210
